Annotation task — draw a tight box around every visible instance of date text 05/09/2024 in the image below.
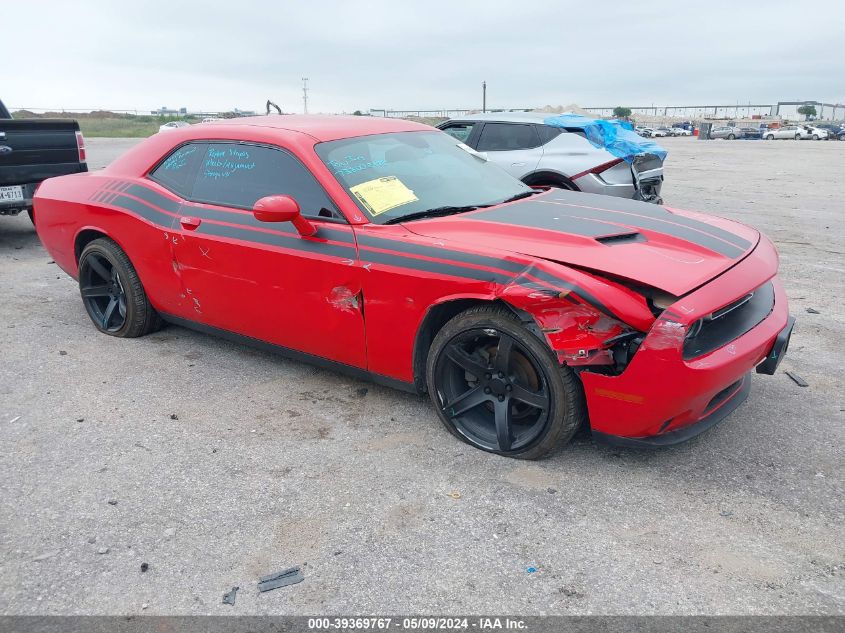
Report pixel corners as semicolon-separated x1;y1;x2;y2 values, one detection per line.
307;617;527;630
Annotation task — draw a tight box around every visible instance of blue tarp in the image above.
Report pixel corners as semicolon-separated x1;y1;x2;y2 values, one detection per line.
544;114;667;163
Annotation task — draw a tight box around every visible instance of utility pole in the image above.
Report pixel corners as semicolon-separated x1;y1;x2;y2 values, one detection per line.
302;77;309;114
482;81;486;113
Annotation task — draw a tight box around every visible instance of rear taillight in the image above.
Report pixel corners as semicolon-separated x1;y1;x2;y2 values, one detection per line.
75;131;86;163
570;158;624;180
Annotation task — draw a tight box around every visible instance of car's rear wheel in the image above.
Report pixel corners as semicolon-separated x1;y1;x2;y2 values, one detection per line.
728;134;735;140
766;134;774;140
78;238;162;338
426;305;585;459
812;134;819;140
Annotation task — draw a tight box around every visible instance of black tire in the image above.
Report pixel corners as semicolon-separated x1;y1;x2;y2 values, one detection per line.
78;237;162;338
728;134;735;140
426;305;586;459
522;174;577;191
766;134;774;140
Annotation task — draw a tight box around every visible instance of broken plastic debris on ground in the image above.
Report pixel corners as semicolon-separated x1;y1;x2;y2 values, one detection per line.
257;566;304;592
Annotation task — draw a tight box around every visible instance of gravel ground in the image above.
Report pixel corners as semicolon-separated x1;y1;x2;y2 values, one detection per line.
0;136;842;615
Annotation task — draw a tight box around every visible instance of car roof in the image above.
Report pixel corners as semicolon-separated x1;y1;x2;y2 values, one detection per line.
447;111;553;124
199;114;430;142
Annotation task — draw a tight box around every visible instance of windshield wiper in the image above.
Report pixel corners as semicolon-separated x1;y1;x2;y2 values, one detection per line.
384;205;483;225
496;190;540;205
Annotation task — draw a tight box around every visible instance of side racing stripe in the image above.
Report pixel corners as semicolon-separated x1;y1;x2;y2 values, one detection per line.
99;181;620;318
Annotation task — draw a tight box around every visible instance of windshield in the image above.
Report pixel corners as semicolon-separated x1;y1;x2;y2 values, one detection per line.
315;131;531;224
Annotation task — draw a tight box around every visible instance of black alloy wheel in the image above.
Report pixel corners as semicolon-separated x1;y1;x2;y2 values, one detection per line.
78;237;162;337
427;305;585;459
80;252;127;332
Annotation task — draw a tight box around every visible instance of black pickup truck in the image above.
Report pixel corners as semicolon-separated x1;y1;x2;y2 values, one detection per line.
0;99;88;221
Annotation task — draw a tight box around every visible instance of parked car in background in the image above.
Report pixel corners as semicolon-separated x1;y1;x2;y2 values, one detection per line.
739;127;762;139
202;117;223;123
672;128;693;136
0;98;87;222
763;125;801;140
815;123;845;140
650;128;668;137
438;112;663;201
32;114;793;458
709;126;742;140
799;125;828;140
638;127;654;137
158;121;191;133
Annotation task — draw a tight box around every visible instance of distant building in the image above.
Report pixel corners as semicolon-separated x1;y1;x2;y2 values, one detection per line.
151;106;187;116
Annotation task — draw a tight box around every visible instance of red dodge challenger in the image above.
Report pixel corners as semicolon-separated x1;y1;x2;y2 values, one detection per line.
34;116;794;459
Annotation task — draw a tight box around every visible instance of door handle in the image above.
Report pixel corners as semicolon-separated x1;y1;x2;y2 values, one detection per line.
180;216;202;230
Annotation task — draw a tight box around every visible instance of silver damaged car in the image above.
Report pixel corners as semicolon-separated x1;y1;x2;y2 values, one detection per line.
438;112;663;202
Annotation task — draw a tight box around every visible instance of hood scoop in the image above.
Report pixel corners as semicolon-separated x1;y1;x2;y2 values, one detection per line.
595;232;646;246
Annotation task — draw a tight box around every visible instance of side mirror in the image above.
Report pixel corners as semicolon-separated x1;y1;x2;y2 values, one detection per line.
253;195;316;237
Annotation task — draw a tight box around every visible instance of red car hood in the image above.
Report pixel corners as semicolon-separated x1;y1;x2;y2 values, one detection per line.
401;191;760;296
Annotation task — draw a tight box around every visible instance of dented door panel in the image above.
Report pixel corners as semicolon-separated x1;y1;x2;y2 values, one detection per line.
171;201;367;368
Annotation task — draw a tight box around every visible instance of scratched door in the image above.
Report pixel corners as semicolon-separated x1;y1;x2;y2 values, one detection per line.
170;142;367;369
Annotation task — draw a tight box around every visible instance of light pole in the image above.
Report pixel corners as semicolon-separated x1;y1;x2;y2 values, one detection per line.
482;81;486;113
302;77;309;114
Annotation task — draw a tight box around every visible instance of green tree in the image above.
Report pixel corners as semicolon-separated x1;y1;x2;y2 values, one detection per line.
353;110;363;116
797;104;817;120
613;106;632;119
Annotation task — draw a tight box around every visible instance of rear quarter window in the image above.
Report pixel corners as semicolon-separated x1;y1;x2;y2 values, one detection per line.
149;143;206;197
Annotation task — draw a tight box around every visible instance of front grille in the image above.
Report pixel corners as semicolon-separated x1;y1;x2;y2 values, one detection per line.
683;282;775;360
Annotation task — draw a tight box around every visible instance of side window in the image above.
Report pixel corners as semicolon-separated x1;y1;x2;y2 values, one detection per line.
441;123;475;143
149;143;206;198
476;123;541;152
537;125;564;145
191;143;339;218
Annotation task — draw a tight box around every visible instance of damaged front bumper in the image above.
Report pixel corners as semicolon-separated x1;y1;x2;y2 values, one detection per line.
580;236;792;444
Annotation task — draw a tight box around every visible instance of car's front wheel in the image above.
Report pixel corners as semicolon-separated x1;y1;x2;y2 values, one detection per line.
766;134;774;140
728;134;735;140
812;134;819;140
426;305;586;459
78;237;162;337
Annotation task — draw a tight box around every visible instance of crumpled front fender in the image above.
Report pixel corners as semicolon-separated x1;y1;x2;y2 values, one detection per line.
497;262;656;366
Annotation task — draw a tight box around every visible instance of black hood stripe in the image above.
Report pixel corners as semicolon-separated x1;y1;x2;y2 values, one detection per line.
538;201;746;258
470;199;746;258
545;196;752;250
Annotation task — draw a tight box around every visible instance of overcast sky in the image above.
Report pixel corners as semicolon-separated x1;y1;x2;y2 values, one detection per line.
5;1;844;114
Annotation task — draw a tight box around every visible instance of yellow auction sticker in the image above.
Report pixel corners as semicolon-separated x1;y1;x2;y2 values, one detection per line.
349;176;418;216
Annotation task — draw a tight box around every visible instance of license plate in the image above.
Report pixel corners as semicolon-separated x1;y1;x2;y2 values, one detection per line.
0;185;24;203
